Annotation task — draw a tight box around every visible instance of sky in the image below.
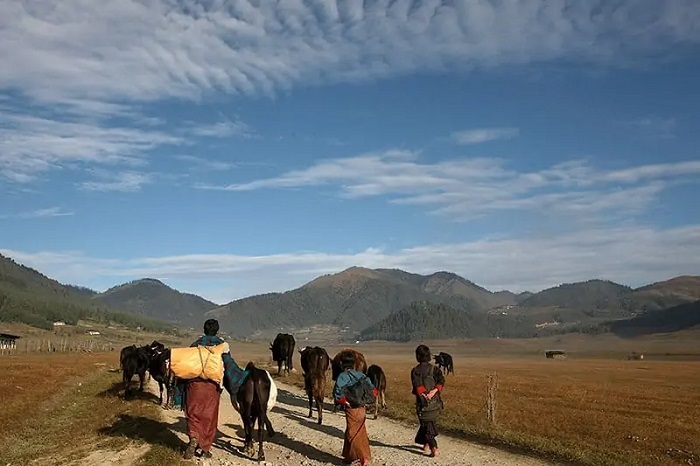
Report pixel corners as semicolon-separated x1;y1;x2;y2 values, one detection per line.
1;0;699;304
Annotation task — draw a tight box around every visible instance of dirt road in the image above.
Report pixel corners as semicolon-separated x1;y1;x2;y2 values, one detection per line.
155;378;553;466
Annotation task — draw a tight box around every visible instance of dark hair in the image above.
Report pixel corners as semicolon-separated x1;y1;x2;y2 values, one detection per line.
203;319;219;336
340;351;356;370
415;344;431;363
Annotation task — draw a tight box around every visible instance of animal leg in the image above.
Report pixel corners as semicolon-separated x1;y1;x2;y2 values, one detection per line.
138;371;145;391
316;394;323;425
123;371;133;398
307;391;314;418
158;381;164;406
257;410;266;462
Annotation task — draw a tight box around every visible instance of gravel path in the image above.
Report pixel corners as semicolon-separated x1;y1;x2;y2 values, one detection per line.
155;378;553;466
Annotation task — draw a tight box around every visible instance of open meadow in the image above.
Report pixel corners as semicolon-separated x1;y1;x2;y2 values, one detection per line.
262;331;700;466
1;331;699;465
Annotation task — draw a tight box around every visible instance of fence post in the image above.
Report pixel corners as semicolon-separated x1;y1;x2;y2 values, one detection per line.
486;372;498;425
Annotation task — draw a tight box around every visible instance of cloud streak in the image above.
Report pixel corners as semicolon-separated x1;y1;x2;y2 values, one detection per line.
79;171;152;193
452;128;519;145
1;207;75;219
0;110;182;183
188;119;255;139
200;150;700;221
3;224;699;302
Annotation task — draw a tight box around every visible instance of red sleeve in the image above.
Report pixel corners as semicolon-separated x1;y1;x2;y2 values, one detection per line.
415;385;427;395
372;388;378;397
436;384;443;392
337;396;348;405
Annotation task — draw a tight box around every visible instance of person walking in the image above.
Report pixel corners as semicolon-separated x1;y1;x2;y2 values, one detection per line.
180;318;249;460
411;344;445;458
333;352;378;466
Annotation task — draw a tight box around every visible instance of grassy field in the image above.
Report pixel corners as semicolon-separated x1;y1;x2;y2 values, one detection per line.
1;332;699;466
260;333;700;466
0;352;185;466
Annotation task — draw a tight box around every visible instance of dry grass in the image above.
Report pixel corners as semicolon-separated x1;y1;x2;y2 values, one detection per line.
265;339;700;466
2;335;698;466
0;352;183;466
376;357;700;466
0;352;117;438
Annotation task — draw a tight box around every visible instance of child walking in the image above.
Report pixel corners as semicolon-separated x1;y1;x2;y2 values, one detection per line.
410;344;445;457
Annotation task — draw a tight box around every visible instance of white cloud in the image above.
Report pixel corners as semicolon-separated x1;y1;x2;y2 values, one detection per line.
188;119;255;139
0;110;182;182
200;150;700;221
451;128;519;145
2;224;699;302
2;2;697;186
175;155;236;171
79;171;152;192
0;207;75;219
1;1;698;111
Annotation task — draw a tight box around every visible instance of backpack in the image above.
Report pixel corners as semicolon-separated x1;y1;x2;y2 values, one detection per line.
169;342;229;385
343;372;376;408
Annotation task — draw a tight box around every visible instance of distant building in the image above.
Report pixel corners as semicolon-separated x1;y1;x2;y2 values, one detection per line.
53;321;66;327
0;333;20;350
86;331;101;336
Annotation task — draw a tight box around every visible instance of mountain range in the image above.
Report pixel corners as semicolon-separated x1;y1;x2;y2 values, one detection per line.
2;253;699;340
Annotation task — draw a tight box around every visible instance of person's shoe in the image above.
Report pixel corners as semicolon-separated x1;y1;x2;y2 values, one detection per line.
201;451;213;459
423;444;431;453
430;448;440;458
183;438;197;459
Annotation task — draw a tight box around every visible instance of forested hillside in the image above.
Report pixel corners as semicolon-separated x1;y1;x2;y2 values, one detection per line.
0;254;172;332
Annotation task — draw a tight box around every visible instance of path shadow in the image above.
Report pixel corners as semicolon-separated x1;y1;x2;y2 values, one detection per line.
276;388;313;409
98;414;187;452
228;424;341;464
273;405;344;439
370;439;426;457
96;381;160;404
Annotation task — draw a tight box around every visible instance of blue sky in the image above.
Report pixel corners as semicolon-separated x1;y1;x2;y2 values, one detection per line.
1;1;699;304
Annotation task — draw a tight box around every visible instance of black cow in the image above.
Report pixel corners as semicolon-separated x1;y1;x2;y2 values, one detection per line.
366;364;388;419
269;333;295;376
144;346;171;406
434;352;454;375
299;346;330;425
122;346;150;398
236;362;277;462
119;344;137;372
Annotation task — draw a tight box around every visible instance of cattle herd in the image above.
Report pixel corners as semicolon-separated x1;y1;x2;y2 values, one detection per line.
118;334;455;461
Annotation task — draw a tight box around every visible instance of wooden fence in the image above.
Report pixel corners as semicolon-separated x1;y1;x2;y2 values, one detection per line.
0;338;115;355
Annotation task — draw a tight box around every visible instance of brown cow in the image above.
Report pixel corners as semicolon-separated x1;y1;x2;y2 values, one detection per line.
366;364;387;419
299;346;331;424
331;349;368;413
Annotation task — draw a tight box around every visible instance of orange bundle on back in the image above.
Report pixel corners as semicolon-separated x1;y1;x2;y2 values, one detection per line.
169;342;229;385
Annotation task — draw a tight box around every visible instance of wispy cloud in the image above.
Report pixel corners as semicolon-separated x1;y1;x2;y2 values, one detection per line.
2;207;75;220
621;117;677;139
451;128;519;145
200;150;700;221
188;119;255;139
0;110;182;183
3;224;698;302
175;155;236;171
79;171;152;193
1;1;698;113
